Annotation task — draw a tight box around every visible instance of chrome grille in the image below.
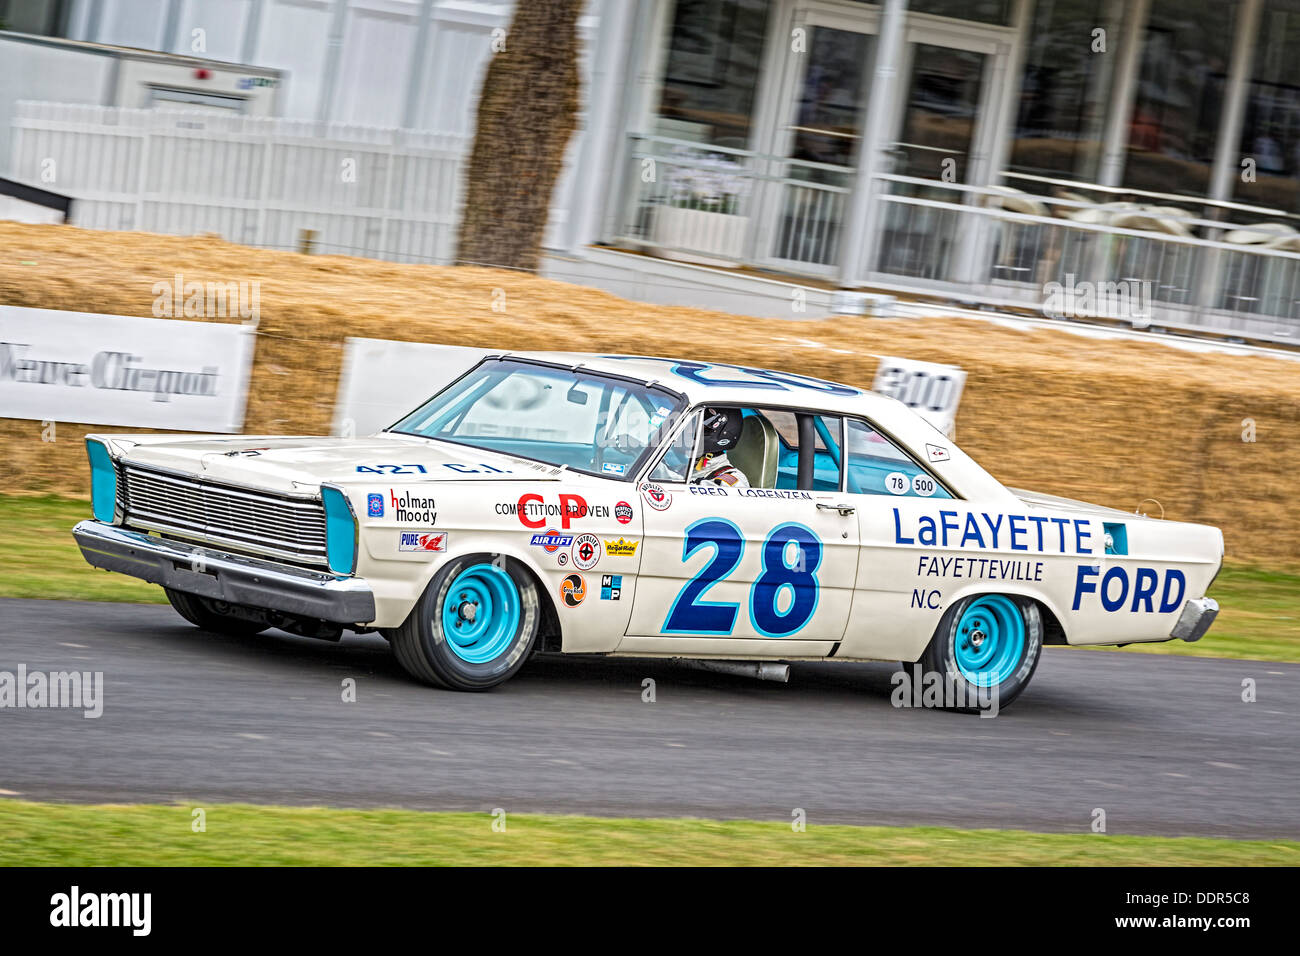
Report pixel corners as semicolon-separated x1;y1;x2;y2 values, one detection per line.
120;463;328;566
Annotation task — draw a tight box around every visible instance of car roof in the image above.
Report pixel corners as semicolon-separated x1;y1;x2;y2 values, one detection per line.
499;350;891;416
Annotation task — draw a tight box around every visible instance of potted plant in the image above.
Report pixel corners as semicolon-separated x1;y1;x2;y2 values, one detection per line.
650;146;752;267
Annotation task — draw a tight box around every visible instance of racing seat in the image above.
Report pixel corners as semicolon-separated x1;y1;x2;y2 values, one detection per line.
730;413;778;488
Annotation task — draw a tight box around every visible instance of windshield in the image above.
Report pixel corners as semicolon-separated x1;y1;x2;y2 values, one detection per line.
389;358;684;480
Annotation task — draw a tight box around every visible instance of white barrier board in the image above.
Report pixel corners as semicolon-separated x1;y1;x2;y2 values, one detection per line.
0;306;255;432
333;338;491;437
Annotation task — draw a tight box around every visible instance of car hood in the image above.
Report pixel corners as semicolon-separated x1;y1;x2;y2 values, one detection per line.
109;433;562;494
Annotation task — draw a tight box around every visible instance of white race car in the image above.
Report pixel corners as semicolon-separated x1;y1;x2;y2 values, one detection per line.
74;353;1222;708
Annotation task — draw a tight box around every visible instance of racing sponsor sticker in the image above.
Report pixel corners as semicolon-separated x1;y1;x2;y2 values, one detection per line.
604;537;638;557
925;443;950;463
390;489;436;523
600;574;623;601
529;530;572;553
571;533;601;571
497;493;609;529
640;481;671;511
398;531;447;553
885;472;909;495
557;552;569;566
601;462;627;475
367;493;384;517
614;501;634;524
559;573;586;608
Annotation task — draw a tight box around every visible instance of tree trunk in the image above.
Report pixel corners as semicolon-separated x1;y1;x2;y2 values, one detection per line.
455;0;582;272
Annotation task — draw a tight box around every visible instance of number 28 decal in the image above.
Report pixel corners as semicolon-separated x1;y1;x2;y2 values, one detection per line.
664;519;822;637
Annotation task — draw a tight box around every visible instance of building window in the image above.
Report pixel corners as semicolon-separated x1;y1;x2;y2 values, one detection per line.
909;0;1013;27
0;0;72;36
654;0;773;149
1234;0;1300;213
1122;0;1239;198
1007;0;1121;184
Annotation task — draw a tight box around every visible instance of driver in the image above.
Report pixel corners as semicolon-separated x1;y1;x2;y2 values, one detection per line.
691;406;750;489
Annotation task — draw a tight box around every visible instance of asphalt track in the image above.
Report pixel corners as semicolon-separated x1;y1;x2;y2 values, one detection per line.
1;598;1295;839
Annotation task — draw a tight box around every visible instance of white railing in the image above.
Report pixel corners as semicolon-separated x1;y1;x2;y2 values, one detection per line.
9;102;471;263
613;133;1300;344
615;133;852;272
864;175;1300;344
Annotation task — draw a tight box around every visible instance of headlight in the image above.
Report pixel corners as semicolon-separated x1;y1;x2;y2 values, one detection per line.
320;485;358;575
85;439;118;524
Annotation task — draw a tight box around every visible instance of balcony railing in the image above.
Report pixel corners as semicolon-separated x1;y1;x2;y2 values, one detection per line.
613;133;1300;345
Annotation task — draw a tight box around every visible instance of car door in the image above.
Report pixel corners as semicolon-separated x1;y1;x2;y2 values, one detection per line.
837;415;959;661
621;407;859;658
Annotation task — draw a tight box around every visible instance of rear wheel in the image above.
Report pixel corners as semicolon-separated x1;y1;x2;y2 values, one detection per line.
164;588;269;636
917;594;1042;712
389;556;540;691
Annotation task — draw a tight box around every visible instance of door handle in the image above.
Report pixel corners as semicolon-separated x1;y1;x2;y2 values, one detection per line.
817;502;856;516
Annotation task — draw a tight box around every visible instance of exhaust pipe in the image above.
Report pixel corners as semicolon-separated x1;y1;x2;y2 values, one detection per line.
676;659;789;683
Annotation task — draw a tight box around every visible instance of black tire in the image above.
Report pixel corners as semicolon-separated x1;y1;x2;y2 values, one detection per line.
164;588;270;636
388;555;541;691
916;593;1043;713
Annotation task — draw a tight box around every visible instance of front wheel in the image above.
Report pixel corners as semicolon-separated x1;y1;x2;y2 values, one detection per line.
164;588;269;636
389;556;540;691
917;594;1043;712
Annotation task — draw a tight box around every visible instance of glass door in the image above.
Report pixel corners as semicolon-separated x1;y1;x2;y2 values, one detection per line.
756;6;879;275
874;21;1007;284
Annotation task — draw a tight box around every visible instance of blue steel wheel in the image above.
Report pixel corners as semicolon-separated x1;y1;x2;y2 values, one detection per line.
952;595;1025;687
439;564;521;664
918;593;1043;712
390;555;541;691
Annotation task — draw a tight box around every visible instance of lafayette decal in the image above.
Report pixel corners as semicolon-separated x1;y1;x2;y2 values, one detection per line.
894;508;1093;555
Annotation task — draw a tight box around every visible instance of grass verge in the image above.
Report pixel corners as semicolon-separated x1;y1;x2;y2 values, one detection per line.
4;494;1297;662
1;799;1296;866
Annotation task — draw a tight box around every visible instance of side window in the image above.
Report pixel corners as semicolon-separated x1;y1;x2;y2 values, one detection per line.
649;410;701;483
762;410;842;492
845;418;951;499
680;407;841;491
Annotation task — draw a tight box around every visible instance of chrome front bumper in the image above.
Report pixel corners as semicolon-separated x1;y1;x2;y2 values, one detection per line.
1170;596;1219;643
73;521;376;625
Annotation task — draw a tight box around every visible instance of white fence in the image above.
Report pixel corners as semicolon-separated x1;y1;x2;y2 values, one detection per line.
10;102;471;263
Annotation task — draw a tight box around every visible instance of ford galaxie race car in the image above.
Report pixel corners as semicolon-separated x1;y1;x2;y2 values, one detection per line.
73;353;1222;708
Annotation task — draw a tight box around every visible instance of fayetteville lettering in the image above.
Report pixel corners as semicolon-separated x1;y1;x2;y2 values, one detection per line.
917;555;1044;581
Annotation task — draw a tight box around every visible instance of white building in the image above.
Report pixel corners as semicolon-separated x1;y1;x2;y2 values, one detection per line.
4;0;1300;344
